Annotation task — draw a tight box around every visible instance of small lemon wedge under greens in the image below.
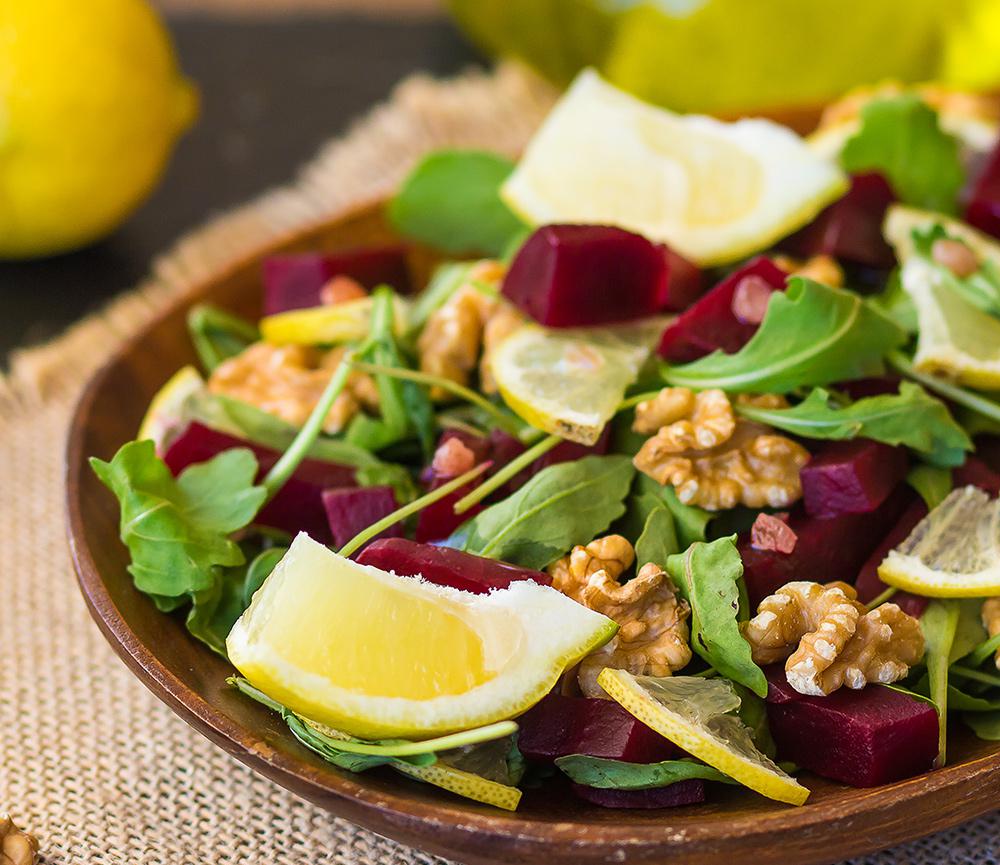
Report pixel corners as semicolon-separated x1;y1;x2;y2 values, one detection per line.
393;756;522;811
259;295;410;346
489;321;660;445
137;364;204;447
227;533;617;740
598;670;810;806
879;486;1000;597
501;69;847;267
884;204;1000;265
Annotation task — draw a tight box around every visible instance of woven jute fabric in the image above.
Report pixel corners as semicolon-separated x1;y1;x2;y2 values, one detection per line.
0;63;996;865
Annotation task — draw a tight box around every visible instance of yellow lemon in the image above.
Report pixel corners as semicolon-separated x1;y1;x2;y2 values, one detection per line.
0;0;197;258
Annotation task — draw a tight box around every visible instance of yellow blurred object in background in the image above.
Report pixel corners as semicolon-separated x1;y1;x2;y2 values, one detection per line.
0;0;197;259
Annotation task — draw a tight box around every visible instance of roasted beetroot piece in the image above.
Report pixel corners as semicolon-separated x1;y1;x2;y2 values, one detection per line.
322;486;400;550
518;693;678;764
781;173;896;268
164;422;355;542
414;431;491;542
854;499;929;618
966;136;1000;240
571;780;705;809
800;439;908;519
661;247;704;312
488;426;612;493
837;376;902;400
763;667;938;787
954;454;1000;496
262;246;411;315
740;488;911;606
414;482;484;543
657;258;787;363
501;224;671;327
355;538;550;593
419;430;491;484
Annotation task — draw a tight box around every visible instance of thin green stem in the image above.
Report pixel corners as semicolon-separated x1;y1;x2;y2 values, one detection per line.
966;633;1000;668
305;720;517;756
337;462;490;558
950;665;1000;689
692;668;718;678
865;586;899;611
617;390;661;413
452;434;562;515
888;351;1000;425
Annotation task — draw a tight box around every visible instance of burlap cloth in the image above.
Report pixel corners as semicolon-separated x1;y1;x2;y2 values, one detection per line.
1;63;996;865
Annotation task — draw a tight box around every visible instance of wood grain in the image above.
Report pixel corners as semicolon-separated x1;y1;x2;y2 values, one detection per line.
66;200;1000;865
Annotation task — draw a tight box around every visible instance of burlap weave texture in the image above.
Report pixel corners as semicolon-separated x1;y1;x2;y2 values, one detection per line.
0;63;996;865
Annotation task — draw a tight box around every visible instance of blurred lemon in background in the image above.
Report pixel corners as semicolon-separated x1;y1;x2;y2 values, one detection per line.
0;0;197;259
447;0;996;115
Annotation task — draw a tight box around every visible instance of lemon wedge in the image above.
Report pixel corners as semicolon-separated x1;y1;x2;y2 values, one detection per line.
227;533;617;740
884;204;1000;265
879;486;1000;597
597;670;809;806
501;69;847;267
259;295;410;346
137;364;204;449
489;321;660;445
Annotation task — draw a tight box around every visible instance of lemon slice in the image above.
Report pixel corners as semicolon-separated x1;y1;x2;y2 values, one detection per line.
597;670;809;806
489;321;659;445
884;204;1000;265
501;69;847;267
227;533;617;740
137;364;204;449
879;486;1000;597
393;758;522;811
259;295;410;346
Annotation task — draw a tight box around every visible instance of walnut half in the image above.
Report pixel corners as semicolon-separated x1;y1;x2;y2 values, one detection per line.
0;815;37;865
982;597;1000;671
742;581;925;696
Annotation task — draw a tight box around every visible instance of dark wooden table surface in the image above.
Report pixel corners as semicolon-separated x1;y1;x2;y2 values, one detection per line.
0;13;478;363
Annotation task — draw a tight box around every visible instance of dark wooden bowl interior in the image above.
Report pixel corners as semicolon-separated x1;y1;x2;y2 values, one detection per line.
66;201;1000;865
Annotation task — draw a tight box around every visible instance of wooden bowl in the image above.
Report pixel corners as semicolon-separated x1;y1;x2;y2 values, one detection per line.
66;201;1000;865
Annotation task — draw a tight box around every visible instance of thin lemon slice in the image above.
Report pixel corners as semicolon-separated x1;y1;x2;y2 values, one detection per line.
884;204;1000;266
489;321;660;445
502;69;847;267
879;486;1000;597
597;670;809;806
137;364;204;449
259;295;410;346
227;533;617;740
393;759;522;811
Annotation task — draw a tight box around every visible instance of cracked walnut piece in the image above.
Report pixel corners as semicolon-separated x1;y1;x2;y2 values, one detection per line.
0;815;37;865
742;581;925;696
633;388;809;511
209;342;379;435
548;537;692;697
982;598;1000;671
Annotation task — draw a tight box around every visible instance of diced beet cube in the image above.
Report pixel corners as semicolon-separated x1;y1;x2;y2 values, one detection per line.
657;258;787;363
854;499;929;618
781;173;896;268
518;693;678;764
800;439;908;519
763;666;802;705
414;481;484;543
661;247;705;312
570;780;705;809
322;486;400;550
355;538;550;593
740;487;911;606
501;225;669;327
965;136;1000;240
262;246;411;314
164;422;355;542
837;376;902;400
954;454;1000;496
488;426;613;494
763;667;938;787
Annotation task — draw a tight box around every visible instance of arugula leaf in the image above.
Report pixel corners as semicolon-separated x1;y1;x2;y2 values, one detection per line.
912;224;1000;317
964;711;1000;740
907;464;953;510
734;382;971;467
840;94;965;212
634;506;679;571
90;441;265;601
921;600;960;766
451;455;635;569
950;599;990;665
389;150;526;257
870;269;919;334
554;755;735;790
734;684;776;759
619;474;710;549
186;304;259;373
662;279;907;393
666;538;767;697
965;633;1000;669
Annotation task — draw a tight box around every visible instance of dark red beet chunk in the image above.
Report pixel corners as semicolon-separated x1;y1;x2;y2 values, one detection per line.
954;454;1000;496
740;487;911;606
488;426;612;493
414;482;484;543
763;667;938;787
501;225;670;327
661;247;704;312
355;538;550;593
781;173;896;268
657;258;787;363
966;136;1000;240
855;499;929;618
322;486;400;550
800;439;908;519
262;245;411;315
571;780;705;809
518;693;678;763
837;376;902;400
164;422;355;542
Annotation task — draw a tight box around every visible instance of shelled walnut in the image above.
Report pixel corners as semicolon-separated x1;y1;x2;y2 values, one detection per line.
0;814;37;865
982;597;1000;671
772;254;844;287
742;581;925;696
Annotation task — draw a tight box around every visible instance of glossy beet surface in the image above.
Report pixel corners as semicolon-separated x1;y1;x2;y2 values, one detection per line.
854;499;929;618
415;430;490;542
765;668;939;787
262;245;411;314
355;538;550;593
800;439;908;519
965;136;1000;240
781;173;895;268
164;422;355;543
657;258;787;363
489;427;612;494
571;780;705;809
518;693;678;764
954;454;1000;496
661;247;705;312
322;485;400;550
501;225;670;327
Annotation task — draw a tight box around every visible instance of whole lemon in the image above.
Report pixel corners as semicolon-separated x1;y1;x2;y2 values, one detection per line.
0;0;197;258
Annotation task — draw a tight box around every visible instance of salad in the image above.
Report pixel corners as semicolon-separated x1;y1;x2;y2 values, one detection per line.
93;70;1000;812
